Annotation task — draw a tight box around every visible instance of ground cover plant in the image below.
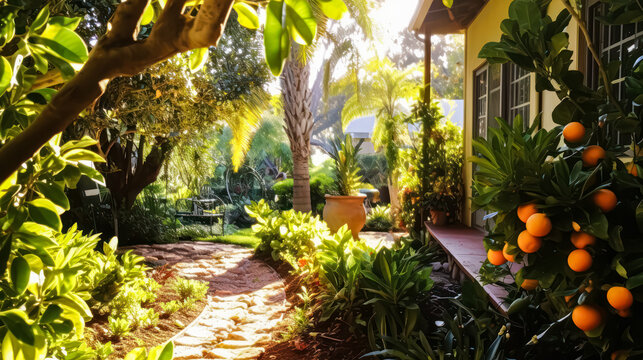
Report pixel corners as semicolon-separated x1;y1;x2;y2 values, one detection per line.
473;0;643;357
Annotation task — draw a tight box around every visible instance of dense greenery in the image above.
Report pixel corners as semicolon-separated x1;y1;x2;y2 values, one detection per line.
329;134;366;196
473;0;643;356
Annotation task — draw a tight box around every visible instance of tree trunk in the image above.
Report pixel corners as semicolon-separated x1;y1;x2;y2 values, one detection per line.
282;52;313;213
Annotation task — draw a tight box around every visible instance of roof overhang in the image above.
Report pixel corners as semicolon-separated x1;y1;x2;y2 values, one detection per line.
409;0;487;34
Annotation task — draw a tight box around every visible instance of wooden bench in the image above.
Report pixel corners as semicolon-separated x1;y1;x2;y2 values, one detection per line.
425;222;521;316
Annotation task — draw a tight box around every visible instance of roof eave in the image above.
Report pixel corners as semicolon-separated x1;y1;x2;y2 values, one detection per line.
409;0;434;32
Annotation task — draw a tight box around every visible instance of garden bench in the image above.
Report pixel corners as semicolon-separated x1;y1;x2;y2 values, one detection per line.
175;196;226;235
425;222;522;316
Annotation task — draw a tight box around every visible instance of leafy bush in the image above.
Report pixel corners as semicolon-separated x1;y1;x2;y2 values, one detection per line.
109;317;133;340
161;301;182;316
272;166;334;214
365;205;393;231
171;278;209;301
472;0;643;356
329;134;366;196
246;199;329;270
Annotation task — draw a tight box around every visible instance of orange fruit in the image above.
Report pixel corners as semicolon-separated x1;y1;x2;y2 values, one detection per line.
572;221;581;232
593;189;617;212
526;213;552;237
570;232;596;249
617;309;632;318
611;350;630;360
502;243;515;262
517;203;539;223
582;145;606;167
563;122;586;143
628;162;638;177
607;286;634;310
488;249;507;266
517;230;543;253
568;249;592;272
572;304;602;332
521;279;539;290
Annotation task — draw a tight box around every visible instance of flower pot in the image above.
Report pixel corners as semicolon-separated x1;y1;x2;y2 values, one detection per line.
323;194;367;239
430;209;448;226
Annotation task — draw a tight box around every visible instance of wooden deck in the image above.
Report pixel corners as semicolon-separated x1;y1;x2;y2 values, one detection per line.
425;222;520;315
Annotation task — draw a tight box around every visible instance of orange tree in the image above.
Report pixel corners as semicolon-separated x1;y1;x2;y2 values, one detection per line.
472;0;643;357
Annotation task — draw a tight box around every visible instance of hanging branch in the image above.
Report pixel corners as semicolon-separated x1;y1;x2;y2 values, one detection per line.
0;0;235;184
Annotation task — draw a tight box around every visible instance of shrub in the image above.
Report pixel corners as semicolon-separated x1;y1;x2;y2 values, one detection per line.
472;0;643;355
246;199;329;270
365;205;393;231
171;278;209;301
108;317;132;340
161;301;182;316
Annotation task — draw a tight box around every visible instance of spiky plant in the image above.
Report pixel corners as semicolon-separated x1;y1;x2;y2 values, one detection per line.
329;134;364;196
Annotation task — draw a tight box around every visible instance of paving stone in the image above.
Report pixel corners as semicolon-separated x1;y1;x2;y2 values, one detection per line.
128;242;287;360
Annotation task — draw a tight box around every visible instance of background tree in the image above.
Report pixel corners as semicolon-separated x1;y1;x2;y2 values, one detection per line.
337;57;422;212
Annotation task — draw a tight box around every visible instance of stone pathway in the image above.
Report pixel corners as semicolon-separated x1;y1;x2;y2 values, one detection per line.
126;242;287;360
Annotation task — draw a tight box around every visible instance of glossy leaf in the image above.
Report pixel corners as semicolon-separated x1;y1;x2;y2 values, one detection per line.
233;2;260;29
318;0;348;20
62;149;105;162
30;5;50;34
10;256;30;295
38;24;88;63
0;57;12;97
34;181;69;210
285;0;317;45
264;0;290;76
0;309;35;345
189;47;209;72
28;198;62;231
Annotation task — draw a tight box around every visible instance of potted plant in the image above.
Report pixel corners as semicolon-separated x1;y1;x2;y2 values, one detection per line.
323;134;367;239
426;192;457;226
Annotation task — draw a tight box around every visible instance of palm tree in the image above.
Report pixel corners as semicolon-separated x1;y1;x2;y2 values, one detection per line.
337;57;422;212
281;0;373;212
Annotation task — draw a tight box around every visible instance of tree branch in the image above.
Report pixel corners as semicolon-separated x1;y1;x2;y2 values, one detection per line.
0;0;235;184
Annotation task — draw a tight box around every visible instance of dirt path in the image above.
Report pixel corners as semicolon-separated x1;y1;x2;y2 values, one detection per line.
128;242;287;360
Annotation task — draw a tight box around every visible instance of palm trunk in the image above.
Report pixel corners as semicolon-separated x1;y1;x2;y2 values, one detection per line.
282;53;313;213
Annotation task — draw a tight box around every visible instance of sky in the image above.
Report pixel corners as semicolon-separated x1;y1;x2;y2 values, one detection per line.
267;0;422;94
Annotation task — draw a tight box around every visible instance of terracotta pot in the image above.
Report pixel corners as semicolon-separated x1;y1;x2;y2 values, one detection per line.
430;209;448;226
323;194;367;239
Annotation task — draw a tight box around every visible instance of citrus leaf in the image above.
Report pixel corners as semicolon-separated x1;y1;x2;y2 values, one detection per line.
234;2;260;29
10;256;30;295
264;0;290;76
285;0;317;45
318;0;348;20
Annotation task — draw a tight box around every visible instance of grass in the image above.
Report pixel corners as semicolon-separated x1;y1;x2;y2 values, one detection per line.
197;228;261;249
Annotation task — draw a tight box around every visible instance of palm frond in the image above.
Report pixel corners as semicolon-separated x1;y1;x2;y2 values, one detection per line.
226;88;270;171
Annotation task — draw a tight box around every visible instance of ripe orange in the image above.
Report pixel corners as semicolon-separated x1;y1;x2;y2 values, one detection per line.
572;304;602;332
526;213;552;237
521;279;539;291
517;230;543;253
570;232;596;249
628;162;638;177
517;203;539;223
611;350;630;360
617;309;632;318
582;145;606;167
607;286;634;311
488;249;507;266
563;122;586;143
568;249;593;272
593;189;617;212
502;243;515;262
572;221;581;232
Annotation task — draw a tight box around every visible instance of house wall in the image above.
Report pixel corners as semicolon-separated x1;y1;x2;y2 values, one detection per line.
462;0;581;226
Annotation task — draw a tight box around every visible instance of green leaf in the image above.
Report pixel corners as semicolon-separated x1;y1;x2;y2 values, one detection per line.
0;57;13;97
10;256;30;295
28;198;62;231
508;0;542;34
40;305;63;324
60;136;98;153
78;163;104;182
148;342;173;360
62;149;105;162
442;0;453;7
318;0;348;20
234;3;260;29
264;0;290;76
54;293;92;319
141;4;155;25
285;0;317;45
38;24;88;63
49;16;82;30
550;32;569;55
189;48;209;73
0;309;35;345
34;181;69;210
30;5;50;34
124;348;147;360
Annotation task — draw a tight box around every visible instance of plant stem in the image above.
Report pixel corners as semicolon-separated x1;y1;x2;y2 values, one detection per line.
561;0;626;116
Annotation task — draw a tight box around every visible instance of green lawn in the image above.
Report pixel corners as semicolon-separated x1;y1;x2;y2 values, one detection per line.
197;228;261;249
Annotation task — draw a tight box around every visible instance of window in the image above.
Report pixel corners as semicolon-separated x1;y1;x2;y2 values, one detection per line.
587;2;643;143
472;62;531;228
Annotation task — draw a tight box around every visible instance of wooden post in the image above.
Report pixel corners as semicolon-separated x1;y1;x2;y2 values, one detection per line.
424;27;432;103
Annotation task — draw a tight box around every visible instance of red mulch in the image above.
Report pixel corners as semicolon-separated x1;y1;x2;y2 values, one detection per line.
256;255;371;360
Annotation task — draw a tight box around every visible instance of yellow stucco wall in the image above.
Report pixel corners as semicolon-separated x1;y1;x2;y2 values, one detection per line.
463;0;581;226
